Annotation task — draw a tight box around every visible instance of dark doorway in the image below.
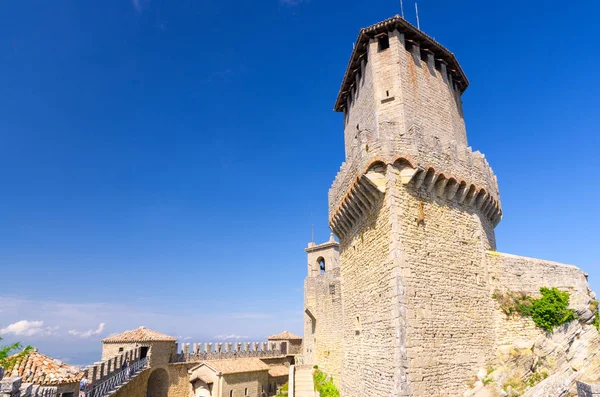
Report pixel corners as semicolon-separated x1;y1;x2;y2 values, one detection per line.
280;342;287;355
140;347;149;358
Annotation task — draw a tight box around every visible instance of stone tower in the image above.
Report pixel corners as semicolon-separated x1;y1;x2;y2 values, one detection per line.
303;234;342;381
325;15;502;396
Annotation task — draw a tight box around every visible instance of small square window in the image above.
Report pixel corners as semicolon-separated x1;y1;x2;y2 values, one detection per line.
378;35;390;51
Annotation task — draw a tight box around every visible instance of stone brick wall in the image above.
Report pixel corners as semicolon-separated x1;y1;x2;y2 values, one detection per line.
112;368;151;397
342;48;376;161
303;267;342;382
167;363;195;397
487;251;593;346
394;170;496;396
337;192;397;397
222;371;269;397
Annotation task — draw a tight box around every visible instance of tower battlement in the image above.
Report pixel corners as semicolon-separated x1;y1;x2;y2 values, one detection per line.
328;15;501;240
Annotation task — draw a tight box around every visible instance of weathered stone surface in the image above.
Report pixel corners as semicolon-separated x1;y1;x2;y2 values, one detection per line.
306;14;599;397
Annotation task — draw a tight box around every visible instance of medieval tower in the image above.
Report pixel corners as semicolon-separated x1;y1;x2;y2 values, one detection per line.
305;15;599;397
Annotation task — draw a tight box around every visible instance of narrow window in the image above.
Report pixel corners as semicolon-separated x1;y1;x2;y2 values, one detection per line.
378;35;390;51
245;387;248;395
118;348;124;352
317;257;326;274
230;391;233;397
386;90;389;97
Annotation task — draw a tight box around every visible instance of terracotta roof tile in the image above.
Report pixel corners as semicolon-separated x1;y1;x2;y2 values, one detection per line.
101;326;176;343
203;358;270;375
267;331;302;341
4;349;83;386
268;365;289;378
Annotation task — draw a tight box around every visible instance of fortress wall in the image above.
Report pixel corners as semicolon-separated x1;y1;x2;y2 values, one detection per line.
167;363;196;397
112;368;151;397
303;268;342;381
487;251;593;346
338;192;401;397
394;168;497;396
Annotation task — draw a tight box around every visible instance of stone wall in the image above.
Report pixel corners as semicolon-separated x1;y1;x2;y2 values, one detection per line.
167;363;195;397
337;191;396;397
487;251;592;347
303;267;342;382
394;169;496;396
112;368;152;397
342;47;376;161
222;371;269;397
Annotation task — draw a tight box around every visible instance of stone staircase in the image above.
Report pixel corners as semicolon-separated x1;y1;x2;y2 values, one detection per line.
294;366;316;397
87;357;147;397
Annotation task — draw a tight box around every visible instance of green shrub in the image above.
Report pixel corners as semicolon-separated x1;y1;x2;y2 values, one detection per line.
494;287;577;332
313;368;340;397
593;310;599;331
530;287;576;332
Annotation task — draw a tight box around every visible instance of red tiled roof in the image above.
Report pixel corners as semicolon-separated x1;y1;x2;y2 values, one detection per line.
5;349;83;386
101;326;176;343
267;331;302;341
268;365;290;378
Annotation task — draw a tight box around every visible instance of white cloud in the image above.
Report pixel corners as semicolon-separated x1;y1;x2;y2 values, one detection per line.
68;323;105;338
213;334;249;340
0;320;57;337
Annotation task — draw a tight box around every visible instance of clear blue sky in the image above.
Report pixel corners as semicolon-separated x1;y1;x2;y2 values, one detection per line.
0;0;598;366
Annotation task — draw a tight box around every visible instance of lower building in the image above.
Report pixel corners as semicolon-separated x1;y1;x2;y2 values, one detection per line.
4;348;83;396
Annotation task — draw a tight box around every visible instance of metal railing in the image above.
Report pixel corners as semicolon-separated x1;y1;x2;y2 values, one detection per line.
87;357;147;397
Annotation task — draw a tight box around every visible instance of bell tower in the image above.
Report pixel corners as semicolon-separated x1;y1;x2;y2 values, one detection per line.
325;15;502;397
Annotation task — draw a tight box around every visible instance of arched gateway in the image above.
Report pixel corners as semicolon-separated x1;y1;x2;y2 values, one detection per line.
146;368;169;397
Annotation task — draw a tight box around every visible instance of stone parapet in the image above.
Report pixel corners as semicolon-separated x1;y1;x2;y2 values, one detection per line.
172;340;286;363
328;127;500;228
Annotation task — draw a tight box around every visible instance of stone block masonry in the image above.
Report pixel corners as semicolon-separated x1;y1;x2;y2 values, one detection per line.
305;14;600;397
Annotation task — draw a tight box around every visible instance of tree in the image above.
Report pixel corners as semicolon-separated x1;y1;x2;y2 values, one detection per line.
0;337;32;368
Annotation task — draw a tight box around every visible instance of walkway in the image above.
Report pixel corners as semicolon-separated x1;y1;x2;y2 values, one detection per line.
294;366;316;397
88;357;148;397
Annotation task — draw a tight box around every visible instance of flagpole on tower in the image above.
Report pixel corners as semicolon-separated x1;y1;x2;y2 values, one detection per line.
415;1;421;30
400;0;405;18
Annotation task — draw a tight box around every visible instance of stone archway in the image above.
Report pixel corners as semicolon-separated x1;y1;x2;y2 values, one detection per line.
146;368;169;397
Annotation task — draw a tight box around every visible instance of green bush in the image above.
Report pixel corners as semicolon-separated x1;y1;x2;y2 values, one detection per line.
494;287;577;333
593;310;599;331
313;368;340;397
530;287;576;332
